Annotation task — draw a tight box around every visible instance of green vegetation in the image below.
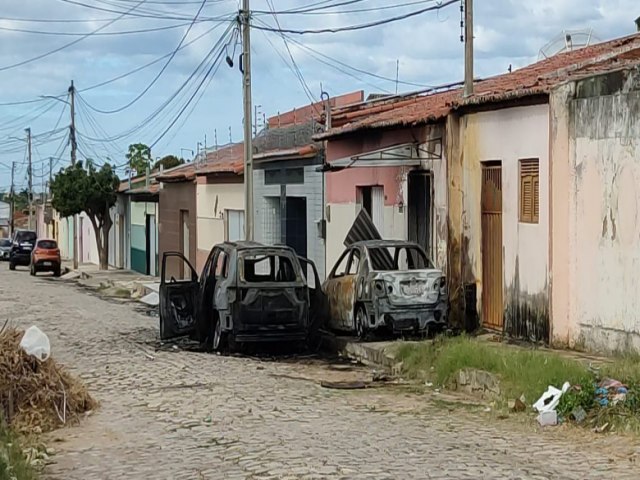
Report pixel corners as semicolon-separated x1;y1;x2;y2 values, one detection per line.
395;336;640;433
0;423;35;480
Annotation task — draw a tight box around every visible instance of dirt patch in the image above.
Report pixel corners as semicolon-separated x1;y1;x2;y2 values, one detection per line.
0;326;97;434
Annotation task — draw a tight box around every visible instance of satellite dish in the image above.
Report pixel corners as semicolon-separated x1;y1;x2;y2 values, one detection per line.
538;29;600;60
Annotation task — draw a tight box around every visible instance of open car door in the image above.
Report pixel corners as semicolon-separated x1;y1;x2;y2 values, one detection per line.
159;252;199;341
298;256;329;340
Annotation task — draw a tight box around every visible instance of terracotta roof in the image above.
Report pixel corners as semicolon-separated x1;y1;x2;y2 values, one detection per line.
156;142;244;182
253;144;317;161
317;33;640;139
266;91;363;128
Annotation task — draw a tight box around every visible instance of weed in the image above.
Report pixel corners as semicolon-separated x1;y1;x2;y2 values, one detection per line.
0;423;35;480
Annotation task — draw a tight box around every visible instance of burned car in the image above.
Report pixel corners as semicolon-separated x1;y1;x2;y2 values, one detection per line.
159;242;326;352
323;240;448;338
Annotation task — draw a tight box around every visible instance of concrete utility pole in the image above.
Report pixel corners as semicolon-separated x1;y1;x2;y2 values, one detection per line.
241;0;254;241
70;80;79;270
26;128;33;231
464;0;474;97
48;157;53;201
9;161;15;235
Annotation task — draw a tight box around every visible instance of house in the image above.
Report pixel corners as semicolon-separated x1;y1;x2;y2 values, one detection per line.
0;200;9;237
317;32;640;352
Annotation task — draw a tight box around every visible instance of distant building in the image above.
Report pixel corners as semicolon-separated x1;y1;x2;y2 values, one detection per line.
0;201;8;237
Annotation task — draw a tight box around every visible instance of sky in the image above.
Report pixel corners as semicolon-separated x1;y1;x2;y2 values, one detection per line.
0;0;638;192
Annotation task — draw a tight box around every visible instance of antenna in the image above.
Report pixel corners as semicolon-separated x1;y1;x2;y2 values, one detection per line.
538;28;599;60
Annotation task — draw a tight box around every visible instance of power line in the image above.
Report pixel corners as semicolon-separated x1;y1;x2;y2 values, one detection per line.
252;1;458;34
255;0;440;15
0;0;148;73
81;0;223;114
0;21;215;37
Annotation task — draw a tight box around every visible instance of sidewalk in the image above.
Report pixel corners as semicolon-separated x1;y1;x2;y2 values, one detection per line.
60;260;160;306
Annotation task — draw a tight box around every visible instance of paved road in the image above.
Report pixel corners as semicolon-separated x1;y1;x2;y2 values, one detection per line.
1;263;639;479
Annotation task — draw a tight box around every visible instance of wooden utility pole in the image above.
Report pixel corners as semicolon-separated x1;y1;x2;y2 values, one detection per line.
9;161;15;235
26;127;33;231
464;0;474;97
241;0;254;241
70;80;79;269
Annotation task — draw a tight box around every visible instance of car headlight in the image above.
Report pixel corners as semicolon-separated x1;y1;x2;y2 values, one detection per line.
373;280;387;297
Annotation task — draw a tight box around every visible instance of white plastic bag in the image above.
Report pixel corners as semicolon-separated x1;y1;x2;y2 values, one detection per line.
19;326;51;361
533;381;571;413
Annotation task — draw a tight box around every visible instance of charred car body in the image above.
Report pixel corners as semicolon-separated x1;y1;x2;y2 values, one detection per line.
159;242;326;351
323;240;448;337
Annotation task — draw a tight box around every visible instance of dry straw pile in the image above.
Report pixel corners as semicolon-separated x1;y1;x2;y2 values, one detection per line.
0;326;97;433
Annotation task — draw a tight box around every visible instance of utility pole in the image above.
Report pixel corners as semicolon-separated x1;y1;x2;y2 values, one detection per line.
463;0;474;97
70;80;79;270
48;157;53;201
241;0;254;241
9;161;15;235
26;128;33;231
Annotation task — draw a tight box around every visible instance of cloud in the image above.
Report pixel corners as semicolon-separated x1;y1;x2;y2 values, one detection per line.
0;0;637;188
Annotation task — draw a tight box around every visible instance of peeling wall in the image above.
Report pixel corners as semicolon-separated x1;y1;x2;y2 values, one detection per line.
459;104;551;341
324;125;448;274
552;68;640;352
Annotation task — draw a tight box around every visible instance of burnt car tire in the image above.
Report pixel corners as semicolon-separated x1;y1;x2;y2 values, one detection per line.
355;306;368;341
212;319;229;353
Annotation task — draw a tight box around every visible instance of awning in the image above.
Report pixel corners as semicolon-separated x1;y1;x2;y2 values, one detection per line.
320;139;442;171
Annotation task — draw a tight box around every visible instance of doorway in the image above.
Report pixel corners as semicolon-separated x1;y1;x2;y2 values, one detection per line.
285;197;307;257
357;185;384;235
146;214;157;276
408;171;432;254
481;163;503;330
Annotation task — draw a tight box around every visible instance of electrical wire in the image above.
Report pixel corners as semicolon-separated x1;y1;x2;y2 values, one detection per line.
251;1;458;34
81;0;221;114
0;0;148;73
0;21;214;37
255;0;441;15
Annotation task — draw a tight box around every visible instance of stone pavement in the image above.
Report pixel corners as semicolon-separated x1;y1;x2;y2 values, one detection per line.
1;262;639;479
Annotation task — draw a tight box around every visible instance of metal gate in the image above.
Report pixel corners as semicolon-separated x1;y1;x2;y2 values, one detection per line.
481;164;503;330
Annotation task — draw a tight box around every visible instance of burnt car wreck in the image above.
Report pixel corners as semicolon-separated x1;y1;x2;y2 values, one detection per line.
323;211;449;338
159;242;326;352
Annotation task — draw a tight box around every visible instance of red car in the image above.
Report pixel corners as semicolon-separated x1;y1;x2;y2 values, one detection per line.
30;239;62;277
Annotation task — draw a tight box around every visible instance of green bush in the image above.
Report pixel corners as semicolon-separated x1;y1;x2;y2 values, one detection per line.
0;423;35;480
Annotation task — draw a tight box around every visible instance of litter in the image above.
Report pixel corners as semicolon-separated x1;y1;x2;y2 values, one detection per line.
537;410;558;427
571;406;587;423
533;382;570;413
19;326;51;361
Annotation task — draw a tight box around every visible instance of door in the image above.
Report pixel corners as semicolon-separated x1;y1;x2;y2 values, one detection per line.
226;210;245;242
180;210;190;278
408;171;432;254
159;252;199;340
285;197;307;258
357;186;384;235
299;256;328;336
147;214;157;276
481;163;503;330
323;248;360;331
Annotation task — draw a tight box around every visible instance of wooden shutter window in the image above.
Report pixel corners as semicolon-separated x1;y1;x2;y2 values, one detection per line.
519;159;539;224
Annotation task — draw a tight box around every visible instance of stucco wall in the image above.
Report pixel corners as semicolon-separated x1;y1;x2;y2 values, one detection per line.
552;69;640;352
195;178;243;272
324;125;447;274
159;182;197;277
460;104;550;341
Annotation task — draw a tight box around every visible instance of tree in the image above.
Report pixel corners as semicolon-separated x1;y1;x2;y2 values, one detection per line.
126;143;151;177
153;155;184;171
50;161;120;270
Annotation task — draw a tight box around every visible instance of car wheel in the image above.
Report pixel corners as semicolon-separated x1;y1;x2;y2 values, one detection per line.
30;265;35;276
355;306;368;341
9;262;15;271
54;268;61;278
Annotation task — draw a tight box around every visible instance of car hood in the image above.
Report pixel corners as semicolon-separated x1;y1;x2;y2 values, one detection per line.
372;269;445;306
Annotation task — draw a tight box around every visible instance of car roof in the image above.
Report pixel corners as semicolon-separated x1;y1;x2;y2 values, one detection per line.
220;241;296;253
350;240;424;249
37;238;57;243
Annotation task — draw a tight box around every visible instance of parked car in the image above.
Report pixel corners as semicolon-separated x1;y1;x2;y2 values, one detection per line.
0;238;11;261
9;230;37;271
30;239;62;277
159;242;327;352
323;240;448;338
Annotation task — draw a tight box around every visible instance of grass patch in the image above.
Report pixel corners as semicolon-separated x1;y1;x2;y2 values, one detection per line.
112;288;131;299
0;423;35;480
395;336;589;404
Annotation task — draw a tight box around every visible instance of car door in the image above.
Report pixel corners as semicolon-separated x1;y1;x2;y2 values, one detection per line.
298;256;328;335
323;248;359;331
159;251;199;340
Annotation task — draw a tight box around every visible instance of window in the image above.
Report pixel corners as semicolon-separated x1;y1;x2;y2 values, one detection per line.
332;250;351;278
368;246;433;271
37;240;57;249
519;159;539;224
240;253;297;283
215;251;228;278
347;250;360;275
264;167;304;185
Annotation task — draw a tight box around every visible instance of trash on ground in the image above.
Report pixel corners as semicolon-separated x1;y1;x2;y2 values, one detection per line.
533;381;570;413
511;396;527;413
19;325;51;361
320;380;367;390
571;406;587;423
595;378;628;407
1;326;97;433
537;410;558;427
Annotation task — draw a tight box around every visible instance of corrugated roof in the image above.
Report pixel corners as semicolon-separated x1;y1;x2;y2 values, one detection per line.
317;33;640;140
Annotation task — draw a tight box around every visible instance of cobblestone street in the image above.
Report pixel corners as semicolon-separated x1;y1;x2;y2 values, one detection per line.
1;264;639;479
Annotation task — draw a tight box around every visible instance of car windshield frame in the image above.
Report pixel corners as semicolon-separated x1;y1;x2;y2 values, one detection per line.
37;240;58;249
238;249;302;284
366;244;434;271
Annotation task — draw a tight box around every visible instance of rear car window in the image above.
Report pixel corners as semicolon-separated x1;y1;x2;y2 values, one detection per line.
0;239;10;247
368;246;433;271
240;253;298;283
37;240;58;249
16;231;36;243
